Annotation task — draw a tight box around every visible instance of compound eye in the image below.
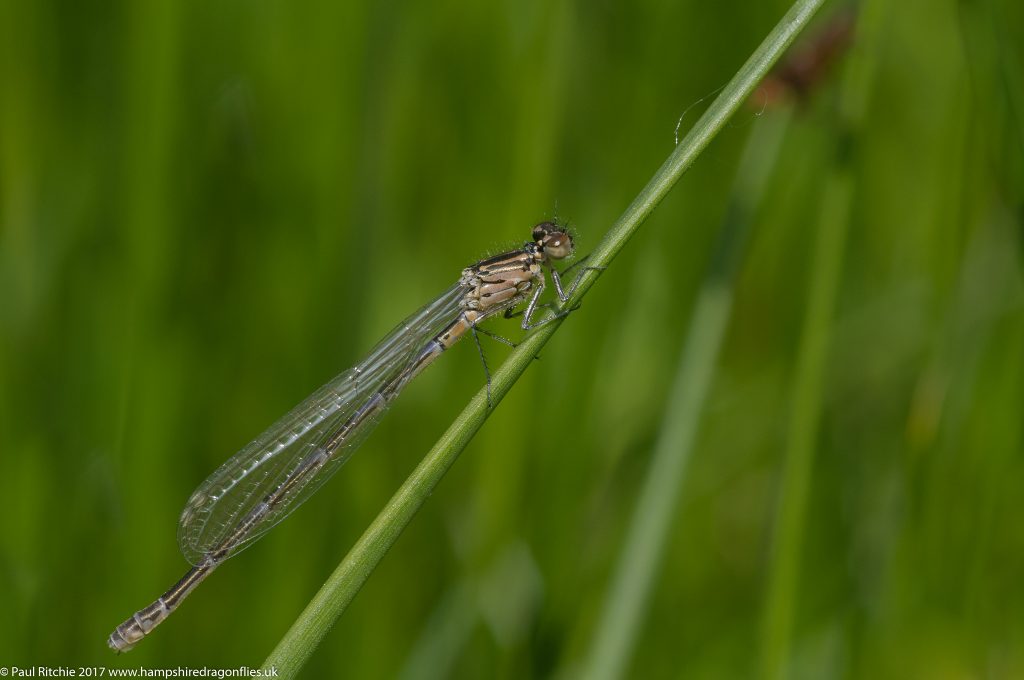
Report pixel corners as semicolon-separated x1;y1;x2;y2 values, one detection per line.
543;231;574;260
532;222;556;242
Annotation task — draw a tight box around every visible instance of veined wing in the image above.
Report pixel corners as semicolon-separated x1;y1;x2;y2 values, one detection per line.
176;282;467;565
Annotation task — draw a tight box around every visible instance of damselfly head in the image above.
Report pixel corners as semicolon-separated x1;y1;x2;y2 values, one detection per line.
532;221;575;261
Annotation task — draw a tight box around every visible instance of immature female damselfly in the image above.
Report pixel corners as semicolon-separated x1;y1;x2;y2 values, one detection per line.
108;222;590;652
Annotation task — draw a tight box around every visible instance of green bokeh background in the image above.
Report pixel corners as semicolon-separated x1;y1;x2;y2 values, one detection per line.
2;0;1022;677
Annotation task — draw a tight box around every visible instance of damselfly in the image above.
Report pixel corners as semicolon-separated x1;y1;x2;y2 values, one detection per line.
108;222;591;652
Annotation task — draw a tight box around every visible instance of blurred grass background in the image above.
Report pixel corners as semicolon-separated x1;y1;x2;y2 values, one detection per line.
1;0;1022;677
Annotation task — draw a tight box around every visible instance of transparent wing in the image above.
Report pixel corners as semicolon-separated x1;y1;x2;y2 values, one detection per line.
176;282;467;565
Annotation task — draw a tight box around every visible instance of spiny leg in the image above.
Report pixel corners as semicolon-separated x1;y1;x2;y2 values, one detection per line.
522;306;575;330
470;324;494;407
558;253;594;277
520;277;556;330
520;276;579;330
521;264;608;330
486;316;547;362
469;295;530;406
504;302;556;320
476;326;518;348
518;258;605;331
550;261;607;302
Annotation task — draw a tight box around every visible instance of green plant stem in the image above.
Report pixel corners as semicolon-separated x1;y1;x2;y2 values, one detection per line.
757;2;882;677
757;168;852;680
264;0;824;675
580;111;792;680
